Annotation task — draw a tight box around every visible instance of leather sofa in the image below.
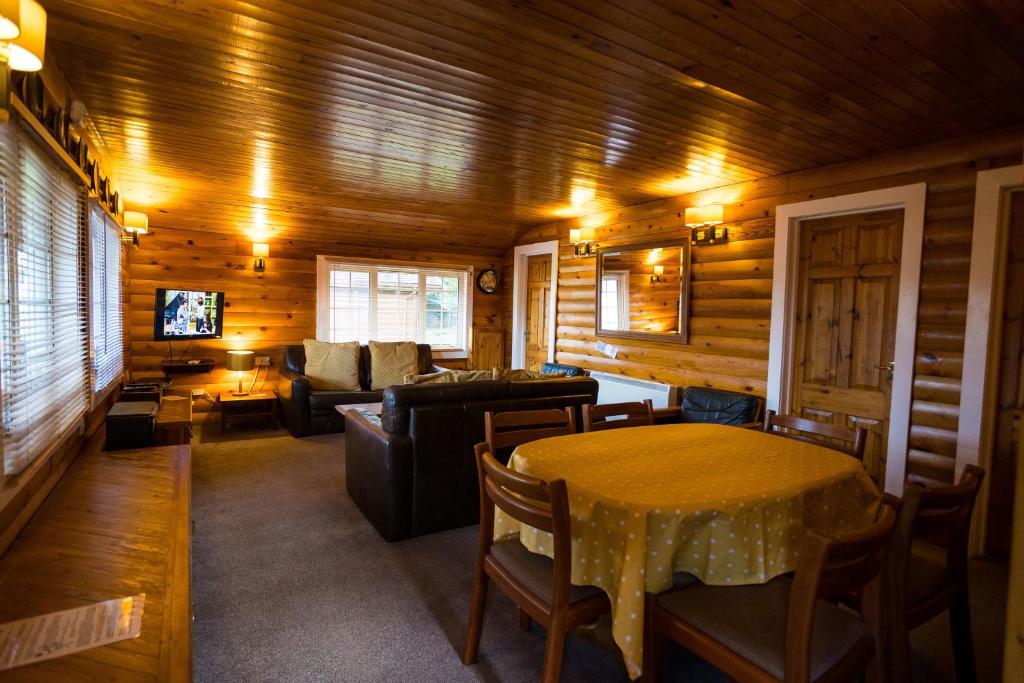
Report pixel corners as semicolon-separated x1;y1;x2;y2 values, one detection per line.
278;343;443;437
344;377;598;541
657;386;763;427
541;361;588;377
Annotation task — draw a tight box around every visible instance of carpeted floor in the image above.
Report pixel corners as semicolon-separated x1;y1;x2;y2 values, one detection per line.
191;432;1007;682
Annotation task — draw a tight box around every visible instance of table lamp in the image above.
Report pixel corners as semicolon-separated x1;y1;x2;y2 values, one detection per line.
226;350;255;396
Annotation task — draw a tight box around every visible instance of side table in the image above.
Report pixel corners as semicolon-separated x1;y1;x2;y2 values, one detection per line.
219;391;278;433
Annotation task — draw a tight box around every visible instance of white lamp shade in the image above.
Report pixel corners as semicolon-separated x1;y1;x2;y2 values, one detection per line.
684;207;703;227
568;228;581;244
252;242;269;258
653;265;665;277
0;0;20;41
123;211;149;233
7;0;44;72
703;204;724;225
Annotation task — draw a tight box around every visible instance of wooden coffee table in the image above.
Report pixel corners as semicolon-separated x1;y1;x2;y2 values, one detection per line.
219;391;278;433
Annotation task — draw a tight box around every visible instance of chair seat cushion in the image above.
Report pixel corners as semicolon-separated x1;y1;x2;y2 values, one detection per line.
655;578;870;680
489;540;604;605
908;550;951;606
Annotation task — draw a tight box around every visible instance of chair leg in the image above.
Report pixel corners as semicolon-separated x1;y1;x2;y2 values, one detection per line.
518;606;532;633
949;590;977;683
541;616;567;683
462;571;490;665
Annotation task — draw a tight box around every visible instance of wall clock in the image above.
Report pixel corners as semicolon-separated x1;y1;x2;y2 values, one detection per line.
476;269;498;294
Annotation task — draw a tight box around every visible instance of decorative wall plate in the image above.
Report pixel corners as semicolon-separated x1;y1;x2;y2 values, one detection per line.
476;269;498;294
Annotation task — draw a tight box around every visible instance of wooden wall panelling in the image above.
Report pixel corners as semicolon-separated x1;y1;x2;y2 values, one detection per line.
513;132;1023;482
128;227;503;421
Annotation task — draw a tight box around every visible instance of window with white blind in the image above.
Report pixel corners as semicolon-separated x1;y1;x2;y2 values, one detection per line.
316;257;471;354
89;202;123;398
0;122;90;475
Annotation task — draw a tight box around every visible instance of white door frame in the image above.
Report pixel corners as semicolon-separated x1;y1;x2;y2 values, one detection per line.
958;165;1022;554
958;165;1023;478
511;240;559;369
767;184;927;495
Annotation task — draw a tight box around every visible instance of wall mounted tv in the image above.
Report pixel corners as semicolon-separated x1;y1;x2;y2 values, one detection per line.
153;288;225;340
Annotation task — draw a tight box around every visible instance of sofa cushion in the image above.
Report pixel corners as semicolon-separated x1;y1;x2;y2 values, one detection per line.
403;369;494;384
303;339;361;390
492;367;567;381
681;386;761;426
369;341;419;390
541;362;588;377
309;390;384;412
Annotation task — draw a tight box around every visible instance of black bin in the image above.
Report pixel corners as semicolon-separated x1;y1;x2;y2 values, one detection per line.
105;401;159;450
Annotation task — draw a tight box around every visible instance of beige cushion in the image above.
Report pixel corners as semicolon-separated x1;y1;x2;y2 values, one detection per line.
403;369;494;384
492;367;567;381
489;539;604;605
369;341;419;390
655;578;870;680
302;339;360;391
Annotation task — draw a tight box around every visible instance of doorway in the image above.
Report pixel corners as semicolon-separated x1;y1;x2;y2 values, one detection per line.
790;209;904;482
768;184;927;494
511;241;559;370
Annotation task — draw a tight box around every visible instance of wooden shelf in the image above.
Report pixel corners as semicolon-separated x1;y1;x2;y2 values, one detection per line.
161;359;216;374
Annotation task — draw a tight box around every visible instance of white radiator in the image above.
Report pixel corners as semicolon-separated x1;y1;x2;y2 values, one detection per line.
590;371;677;408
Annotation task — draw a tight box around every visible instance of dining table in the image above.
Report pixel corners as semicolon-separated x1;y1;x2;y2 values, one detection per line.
492;422;881;679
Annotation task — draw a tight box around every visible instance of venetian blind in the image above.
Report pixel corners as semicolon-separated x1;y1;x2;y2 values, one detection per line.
0;121;90;475
89;202;124;397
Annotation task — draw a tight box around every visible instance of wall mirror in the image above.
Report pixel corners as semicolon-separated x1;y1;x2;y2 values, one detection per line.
595;239;690;343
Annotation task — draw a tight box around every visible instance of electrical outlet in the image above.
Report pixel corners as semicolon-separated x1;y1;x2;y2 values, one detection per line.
255;356;271;367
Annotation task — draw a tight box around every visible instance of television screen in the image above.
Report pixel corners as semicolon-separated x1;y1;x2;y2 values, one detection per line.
153;288;225;340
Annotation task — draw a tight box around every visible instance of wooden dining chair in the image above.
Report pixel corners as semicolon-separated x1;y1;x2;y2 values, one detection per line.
484;407;576;455
582;399;654;432
463;442;610;682
886;465;985;683
763;409;867;460
646;504;897;683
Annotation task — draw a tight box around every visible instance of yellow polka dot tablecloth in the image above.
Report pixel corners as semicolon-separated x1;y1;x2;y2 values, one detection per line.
492;423;881;679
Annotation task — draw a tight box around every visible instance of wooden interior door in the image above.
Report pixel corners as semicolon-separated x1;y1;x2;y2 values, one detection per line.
986;190;1024;557
791;209;904;480
524;254;551;371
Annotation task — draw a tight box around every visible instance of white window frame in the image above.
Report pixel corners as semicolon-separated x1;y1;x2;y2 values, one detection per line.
316;256;473;359
600;270;630;332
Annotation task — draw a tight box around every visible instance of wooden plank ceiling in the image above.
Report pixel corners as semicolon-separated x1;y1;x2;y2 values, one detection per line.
45;0;1024;255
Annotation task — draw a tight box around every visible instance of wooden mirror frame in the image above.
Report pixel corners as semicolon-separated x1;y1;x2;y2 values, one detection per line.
594;238;691;344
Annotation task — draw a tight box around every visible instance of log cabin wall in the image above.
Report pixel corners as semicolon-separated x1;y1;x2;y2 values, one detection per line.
511;129;1023;483
127;227;504;421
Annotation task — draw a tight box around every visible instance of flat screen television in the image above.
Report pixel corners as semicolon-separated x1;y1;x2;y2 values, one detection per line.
153;288;225;340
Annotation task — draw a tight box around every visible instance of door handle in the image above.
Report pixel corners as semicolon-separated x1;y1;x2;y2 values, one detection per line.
875;361;895;378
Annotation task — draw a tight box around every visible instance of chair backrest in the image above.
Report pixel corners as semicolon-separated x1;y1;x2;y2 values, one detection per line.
890;465;985;598
582;400;654;432
763;409;867;460
785;504;898;681
681;386;764;426
472;442;573;599
484;407;576;452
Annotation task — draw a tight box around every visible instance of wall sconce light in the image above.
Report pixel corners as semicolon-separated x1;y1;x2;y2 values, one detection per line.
122;210;148;247
650;264;665;283
569;227;598;258
252;242;269;272
0;0;46;123
686;204;727;246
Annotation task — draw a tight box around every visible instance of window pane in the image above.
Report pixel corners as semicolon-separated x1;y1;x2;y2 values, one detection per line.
601;276;619;330
376;270;418;342
424;274;461;348
327;269;370;343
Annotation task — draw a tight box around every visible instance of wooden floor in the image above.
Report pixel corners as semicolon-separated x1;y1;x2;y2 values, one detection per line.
0;443;192;682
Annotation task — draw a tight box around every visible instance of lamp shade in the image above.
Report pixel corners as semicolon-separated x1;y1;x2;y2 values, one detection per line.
568;228;581;244
226;350;255;372
7;0;45;72
252;242;269;258
702;204;724;225
0;0;20;41
123;211;149;234
653;265;665;277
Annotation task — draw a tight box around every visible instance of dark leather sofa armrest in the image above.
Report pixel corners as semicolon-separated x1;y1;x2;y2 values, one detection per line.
344;409;414;541
278;367;312;437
